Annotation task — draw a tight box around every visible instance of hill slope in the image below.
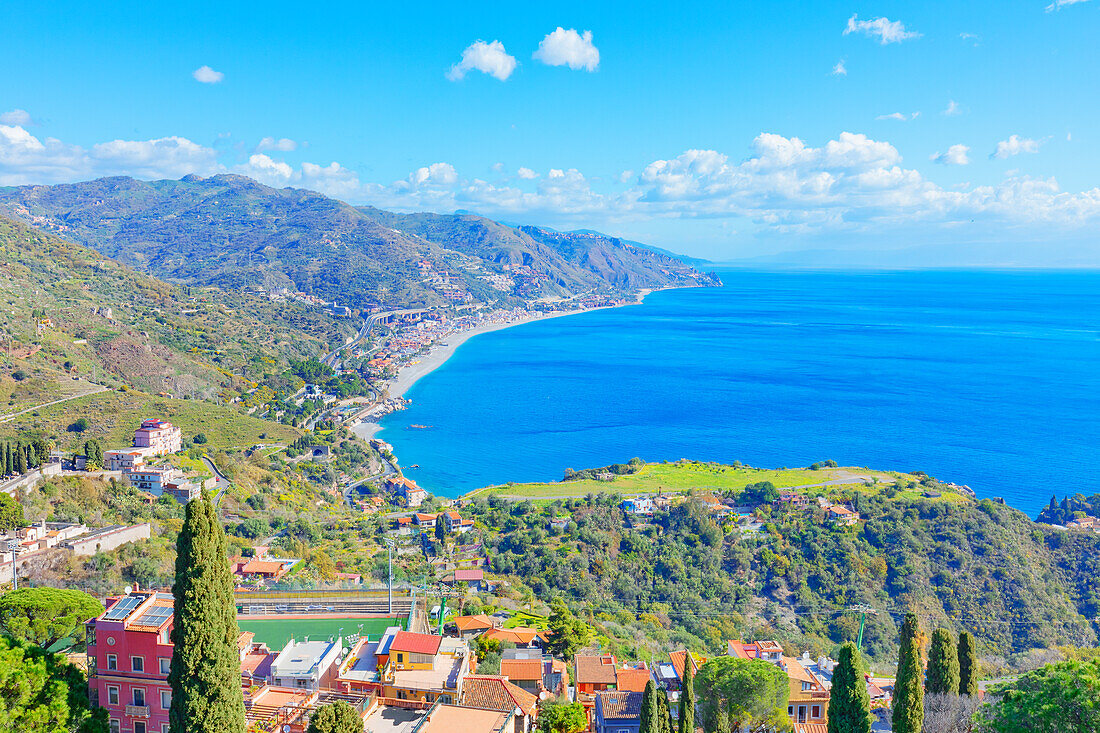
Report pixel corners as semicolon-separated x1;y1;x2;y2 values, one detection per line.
0;175;717;308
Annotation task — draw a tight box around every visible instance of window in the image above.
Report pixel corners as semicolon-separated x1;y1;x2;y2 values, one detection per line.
87;627;96;646
106;654;118;671
131;656;145;673
159;658;171;675
396;653;404;663
802;681;812;691
109;720;120;733
133;688;146;707
134;722;147;733
107;686;119;705
161;690;171;709
163;725;170;733
787;706;794;716
811;705;821;719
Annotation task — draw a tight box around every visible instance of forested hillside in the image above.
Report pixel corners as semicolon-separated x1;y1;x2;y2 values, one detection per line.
463;479;1100;665
0;175;716;308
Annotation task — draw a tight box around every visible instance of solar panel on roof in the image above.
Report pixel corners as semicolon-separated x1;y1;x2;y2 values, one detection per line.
133;605;173;627
103;595;143;620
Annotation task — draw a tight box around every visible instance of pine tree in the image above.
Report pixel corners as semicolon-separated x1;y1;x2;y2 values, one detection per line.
168;492;246;733
640;680;661;733
957;631;978;696
892;614;925;733
679;653;695;733
926;628;960;695
827;642;872;733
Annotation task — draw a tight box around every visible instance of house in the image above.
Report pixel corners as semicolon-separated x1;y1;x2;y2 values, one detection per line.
452;614;498;640
461;675;539;733
395;517;415;535
575;654;618;714
415;513;439;530
133;419;183;456
163;479;201;504
124;467;183;495
446;568;485;591
774;492;810;508
384;476;426;507
594;691;643;733
500;649;567;698
825;505;860;527
105;449;147;472
479;627;546;650
376;629;471;704
243;686;319;733
337;636;385;695
269;637;344;691
240;635;276;689
418;703;512;733
727;640;829;729
548;518;570;532
442;511;475;535
230;551;298;583
621;497;655;516
727;640;783;663
614;665;653;693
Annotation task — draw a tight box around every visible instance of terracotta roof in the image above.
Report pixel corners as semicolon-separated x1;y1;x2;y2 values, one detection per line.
793;725;828;733
461;675;538;716
240;559;288;575
482;627;545;646
454;614;496;632
499;658;543;681
668;650;703;680
238;631;256;650
454;568;484;581
389;631;442;655
575;655;618;685
615;667;652;692
444;511;461;520
597;691;643;720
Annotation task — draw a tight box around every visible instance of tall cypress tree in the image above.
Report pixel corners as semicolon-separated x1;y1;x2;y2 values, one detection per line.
168;492;245;733
892;614;925;733
926;628;960;695
712;704;729;733
827;642;872;733
679;653;695;733
657;682;673;733
13;445;26;474
640;680;661;733
957;631;978;696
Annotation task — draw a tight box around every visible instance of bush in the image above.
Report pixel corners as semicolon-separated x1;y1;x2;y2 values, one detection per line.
11;370;27;381
193;433;208;444
67;418;90;433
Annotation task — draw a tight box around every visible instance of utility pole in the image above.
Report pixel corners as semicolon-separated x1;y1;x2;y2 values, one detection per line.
848;604;878;652
385;538;394;615
7;542;18;590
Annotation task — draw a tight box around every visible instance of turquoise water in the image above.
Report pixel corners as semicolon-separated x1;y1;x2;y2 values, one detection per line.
378;270;1100;517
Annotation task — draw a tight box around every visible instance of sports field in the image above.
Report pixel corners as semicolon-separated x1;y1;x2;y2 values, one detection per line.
237;615;405;650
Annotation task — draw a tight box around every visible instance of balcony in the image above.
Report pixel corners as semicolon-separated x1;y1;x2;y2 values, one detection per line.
125;705;150;717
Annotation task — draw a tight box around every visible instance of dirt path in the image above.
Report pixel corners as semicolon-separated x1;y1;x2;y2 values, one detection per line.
0;383;107;424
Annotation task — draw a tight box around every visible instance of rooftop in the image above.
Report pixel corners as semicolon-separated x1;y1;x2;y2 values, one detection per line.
273;638;340;677
575;654;618;685
498;658;543;681
390;630;443;656
420;705;510;733
461;675;538;715
597;690;644;720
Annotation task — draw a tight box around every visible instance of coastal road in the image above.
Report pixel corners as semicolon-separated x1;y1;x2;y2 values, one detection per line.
202;455;231;505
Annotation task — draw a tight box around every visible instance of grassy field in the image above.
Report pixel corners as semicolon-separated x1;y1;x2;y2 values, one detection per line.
0;388;300;452
237;616;405;649
466;460;899;499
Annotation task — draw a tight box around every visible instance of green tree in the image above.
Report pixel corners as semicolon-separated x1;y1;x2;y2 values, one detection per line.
537;701;587;733
709;704;729;733
0;493;24;532
168;492;246;733
0;588;103;652
657;684;673;733
0;635;106;733
694;656;788;732
679;653;695;733
306;701;362;733
974;658;1100;732
827;642;872;733
640;680;661;733
926;628;960;695
892;613;925;733
958;631;978;696
547;598;590;658
13;445;26;474
83;439;102;470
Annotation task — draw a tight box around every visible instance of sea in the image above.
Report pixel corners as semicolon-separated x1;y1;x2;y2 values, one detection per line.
376;269;1100;517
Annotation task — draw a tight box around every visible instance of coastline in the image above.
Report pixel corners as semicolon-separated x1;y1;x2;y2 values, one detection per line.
350;287;661;442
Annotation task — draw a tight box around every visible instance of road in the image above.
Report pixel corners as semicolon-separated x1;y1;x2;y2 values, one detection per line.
0;381;107;424
202;455;231;506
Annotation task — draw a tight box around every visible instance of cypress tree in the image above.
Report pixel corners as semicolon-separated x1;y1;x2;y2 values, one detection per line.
827;642;872;733
957;631;978;696
13;445;26;474
926;628;960;695
679;653;694;733
657;682;673;733
168;491;246;733
892;614;924;733
640;680;661;733
712;704;729;733
3;442;10;475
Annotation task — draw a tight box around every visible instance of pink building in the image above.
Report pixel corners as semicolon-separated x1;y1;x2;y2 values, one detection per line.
132;420;182;456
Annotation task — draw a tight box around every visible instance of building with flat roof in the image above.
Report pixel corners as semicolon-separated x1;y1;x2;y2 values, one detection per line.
269;636;344;692
133;419;182;456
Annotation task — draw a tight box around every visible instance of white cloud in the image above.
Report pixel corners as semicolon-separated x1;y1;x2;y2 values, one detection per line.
992;135;1041;159
517;167;538;180
876;112;919;121
943;100;962;116
844;14;921;44
192;65;224;84
931;144;970;165
619;170;635;183
959;32;981;46
831;59;847;76
0;109;34;126
533;28;600;71
446;40;516;81
1046;0;1089;11
255;137;298;153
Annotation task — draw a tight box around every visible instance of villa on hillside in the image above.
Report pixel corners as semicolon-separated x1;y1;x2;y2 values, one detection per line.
728;640;830;729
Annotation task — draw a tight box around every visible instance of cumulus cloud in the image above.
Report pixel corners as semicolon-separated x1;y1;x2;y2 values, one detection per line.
877;112;919;121
255;137;297;153
931;144;970;165
0;109;34;126
192;65;224;84
1046;0;1089;11
446;40;516;81
844;14;921;44
831;59;847;76
619;170;635;183
992;135;1040;159
533;28;600;71
943;100;962;116
517;167;538;180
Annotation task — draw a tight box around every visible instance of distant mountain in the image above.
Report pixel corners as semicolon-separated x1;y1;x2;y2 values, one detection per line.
570;229;713;267
0;175;717;309
0;214;347;398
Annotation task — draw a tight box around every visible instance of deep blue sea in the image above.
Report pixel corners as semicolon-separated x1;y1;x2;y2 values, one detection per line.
378;270;1100;517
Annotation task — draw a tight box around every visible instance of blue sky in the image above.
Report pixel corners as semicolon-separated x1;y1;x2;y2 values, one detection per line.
2;0;1099;263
